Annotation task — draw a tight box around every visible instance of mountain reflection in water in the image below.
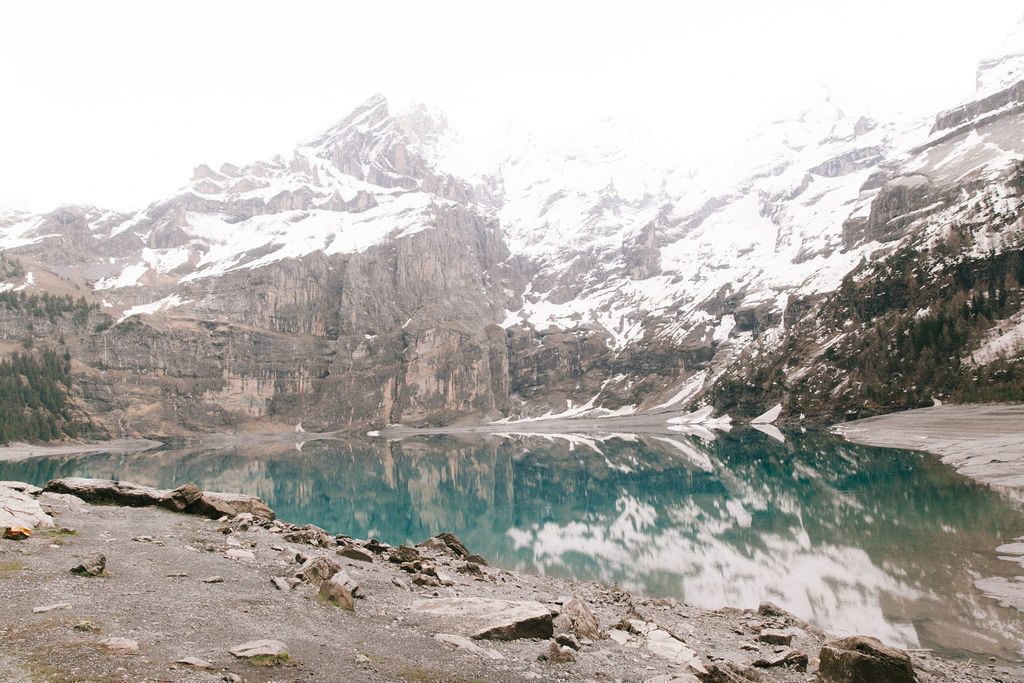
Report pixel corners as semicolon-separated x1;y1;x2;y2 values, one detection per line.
3;429;1024;661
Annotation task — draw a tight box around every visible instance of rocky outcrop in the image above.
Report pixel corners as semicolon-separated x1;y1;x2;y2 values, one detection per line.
817;636;917;682
43;478;275;520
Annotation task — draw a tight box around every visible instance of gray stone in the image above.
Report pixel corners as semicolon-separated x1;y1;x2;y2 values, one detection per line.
99;637;138;654
554;633;581;650
752;647;807;672
818;636;916;683
552;595;601;640
176;657;213;669
545;640;576;663
32;602;72;613
410;597;554;641
434;633;505;660
201;575;225;583
757;628;792;646
295;555;341;589
339;544;374;562
388;545;420;564
229;639;289;659
319;570;359;609
71;553;106;576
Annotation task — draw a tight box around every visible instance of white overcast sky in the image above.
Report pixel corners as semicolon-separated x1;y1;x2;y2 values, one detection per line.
0;1;1021;212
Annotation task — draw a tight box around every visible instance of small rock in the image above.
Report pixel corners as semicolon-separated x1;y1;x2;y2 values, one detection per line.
32;602;72;613
417;537;449;552
339;544;374;562
434;532;470;559
355;653;371;664
457;561;484;577
434;633;506;660
295;555;341;589
71;553;105;576
225;548;254;562
544;640;576;663
413;572;441;587
466;553;488;565
552;595;602;640
223;673;242;682
758;628;792;646
99;637;138;654
279;548;299;563
388;545;420;564
229;639;289;659
201;575;225;583
271;576;292;591
320;570;359;609
166;571;188;578
555;633;581;650
757;602;789;618
608;629;631;645
435;568;456;586
177;657;213;669
740;643;759;651
753;647;808;672
818;635;916;683
391;576;411;590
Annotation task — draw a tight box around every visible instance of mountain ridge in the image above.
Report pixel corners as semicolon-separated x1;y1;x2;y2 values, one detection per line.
1;39;1023;437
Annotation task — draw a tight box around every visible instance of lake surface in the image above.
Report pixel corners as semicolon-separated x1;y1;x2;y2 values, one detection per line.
4;429;1024;662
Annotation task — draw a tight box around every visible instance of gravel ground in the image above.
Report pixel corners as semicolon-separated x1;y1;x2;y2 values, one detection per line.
1;486;1021;682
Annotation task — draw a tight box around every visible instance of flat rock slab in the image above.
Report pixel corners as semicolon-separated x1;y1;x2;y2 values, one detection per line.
229;639;289;658
43;478;275;520
433;633;506;660
99;637;139;654
1;482;55;530
409;597;553;640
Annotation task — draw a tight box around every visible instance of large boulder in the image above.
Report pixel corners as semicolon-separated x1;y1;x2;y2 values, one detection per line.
818;636;917;683
42;478;275;520
1;482;54;531
44;478;169;508
409;597;554;640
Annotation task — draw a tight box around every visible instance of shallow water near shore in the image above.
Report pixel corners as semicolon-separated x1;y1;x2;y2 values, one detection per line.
3;429;1024;663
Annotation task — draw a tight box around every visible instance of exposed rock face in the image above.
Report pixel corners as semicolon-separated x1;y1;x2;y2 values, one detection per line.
43;478;274;520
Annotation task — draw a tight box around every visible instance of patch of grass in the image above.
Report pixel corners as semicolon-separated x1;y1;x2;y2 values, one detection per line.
52;528;77;536
0;559;24;572
247;653;291;667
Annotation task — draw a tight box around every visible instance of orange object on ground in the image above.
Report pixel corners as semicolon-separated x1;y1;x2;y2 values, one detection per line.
3;526;32;540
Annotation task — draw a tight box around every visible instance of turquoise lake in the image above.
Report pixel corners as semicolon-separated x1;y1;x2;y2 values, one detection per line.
3;429;1024;662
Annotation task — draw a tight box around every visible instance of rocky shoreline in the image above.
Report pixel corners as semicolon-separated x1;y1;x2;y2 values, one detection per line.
1;478;1020;682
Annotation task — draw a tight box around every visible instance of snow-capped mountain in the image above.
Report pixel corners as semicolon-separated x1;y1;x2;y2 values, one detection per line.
1;25;1023;436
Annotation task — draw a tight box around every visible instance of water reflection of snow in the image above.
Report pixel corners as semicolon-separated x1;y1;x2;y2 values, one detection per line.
508;493;922;648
